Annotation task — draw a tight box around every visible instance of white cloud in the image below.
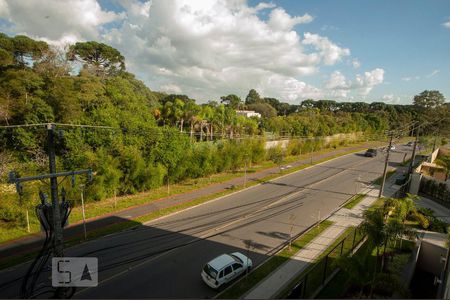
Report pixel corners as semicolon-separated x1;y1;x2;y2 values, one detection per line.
268;8;313;31
258;74;323;101
352;59;361;69
1;0;368;103
326;71;348;89
160;84;182;94
302;32;350;65
382;94;402;104
0;0;124;43
0;1;9;18
442;21;450;28
355;68;384;96
104;0;337;102
253;2;276;12
426;69;439;78
325;68;385;98
401;76;420;82
382;94;393;101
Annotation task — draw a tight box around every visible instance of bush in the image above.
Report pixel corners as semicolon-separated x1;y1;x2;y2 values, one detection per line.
414;211;429;229
420;177;450;203
0;206;26;227
286;139;302;156
267;145;284;167
417;208;448;233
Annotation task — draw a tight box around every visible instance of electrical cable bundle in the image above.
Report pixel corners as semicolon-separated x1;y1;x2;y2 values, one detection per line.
19;192;74;299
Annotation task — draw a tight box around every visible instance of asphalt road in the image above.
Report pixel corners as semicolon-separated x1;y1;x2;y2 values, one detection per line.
0;145;412;299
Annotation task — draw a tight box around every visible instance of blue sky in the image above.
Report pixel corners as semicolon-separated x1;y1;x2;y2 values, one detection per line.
254;0;450;103
1;0;449;104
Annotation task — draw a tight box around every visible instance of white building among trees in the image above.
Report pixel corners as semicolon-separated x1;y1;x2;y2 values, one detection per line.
236;110;261;118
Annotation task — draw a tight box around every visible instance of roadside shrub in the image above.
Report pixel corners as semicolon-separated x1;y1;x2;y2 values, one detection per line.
250;139;265;164
0;206;26;228
413;211;429;229
267;145;284;167
287;139;302;156
417;207;448;233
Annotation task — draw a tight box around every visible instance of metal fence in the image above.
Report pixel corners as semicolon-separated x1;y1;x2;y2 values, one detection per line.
285;225;365;299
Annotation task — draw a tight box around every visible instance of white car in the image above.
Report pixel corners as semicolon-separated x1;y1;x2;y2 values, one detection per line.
390;145;396;150
201;252;252;289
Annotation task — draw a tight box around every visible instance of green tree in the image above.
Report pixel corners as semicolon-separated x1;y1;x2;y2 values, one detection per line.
247;102;277;118
300;99;315;109
245;89;262;105
68;41;125;76
413;90;445;109
361;207;387;296
11;35;48;66
151;128;189;193
220;94;242;109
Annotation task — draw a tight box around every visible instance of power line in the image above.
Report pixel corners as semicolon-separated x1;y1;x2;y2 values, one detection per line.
0;122;116;130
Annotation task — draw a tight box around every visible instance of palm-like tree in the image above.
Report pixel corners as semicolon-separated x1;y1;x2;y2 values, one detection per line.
200;105;214;141
161;101;174;126
362;207;387;297
172;98;185;132
183;101;200;139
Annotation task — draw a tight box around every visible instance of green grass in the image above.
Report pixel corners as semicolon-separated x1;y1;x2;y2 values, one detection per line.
344;194;366;209
373;170;396;185
217;220;333;299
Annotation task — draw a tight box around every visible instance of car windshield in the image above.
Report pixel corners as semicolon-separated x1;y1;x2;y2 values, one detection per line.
367;149;376;153
203;264;218;278
230;254;243;263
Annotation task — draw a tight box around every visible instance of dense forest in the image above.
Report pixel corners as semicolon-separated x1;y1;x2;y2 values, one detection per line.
0;33;449;206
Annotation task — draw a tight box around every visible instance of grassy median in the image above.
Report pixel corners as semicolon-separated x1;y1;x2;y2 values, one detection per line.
343;194;366;209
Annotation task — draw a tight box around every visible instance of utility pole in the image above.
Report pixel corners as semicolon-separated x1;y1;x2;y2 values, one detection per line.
408;126;420;175
3;122;111;298
48;124;64;257
378;132;394;198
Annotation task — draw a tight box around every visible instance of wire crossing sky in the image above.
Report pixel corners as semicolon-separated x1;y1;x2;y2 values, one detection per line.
0;0;448;104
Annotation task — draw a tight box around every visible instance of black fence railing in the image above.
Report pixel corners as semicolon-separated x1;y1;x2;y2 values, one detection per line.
285;225;365;299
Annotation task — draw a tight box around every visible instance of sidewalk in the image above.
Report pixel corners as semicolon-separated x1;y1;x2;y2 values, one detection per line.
0;142;379;262
244;167;406;299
